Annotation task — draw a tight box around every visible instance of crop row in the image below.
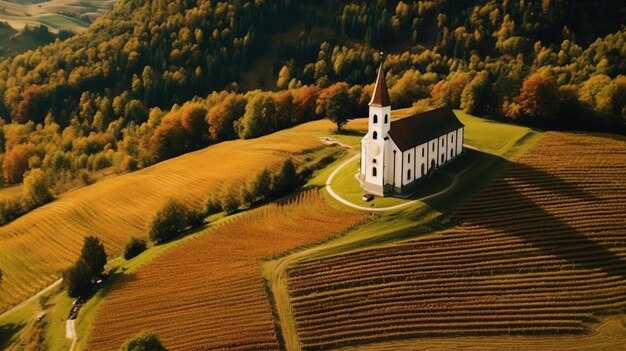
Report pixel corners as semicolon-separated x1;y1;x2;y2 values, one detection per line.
288;132;626;350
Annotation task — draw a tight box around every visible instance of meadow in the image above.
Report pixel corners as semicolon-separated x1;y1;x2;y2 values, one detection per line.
0;0;114;32
287;132;626;350
0;120;336;314
87;191;365;351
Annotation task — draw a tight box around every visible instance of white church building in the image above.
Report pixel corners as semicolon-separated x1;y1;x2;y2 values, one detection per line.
359;64;465;196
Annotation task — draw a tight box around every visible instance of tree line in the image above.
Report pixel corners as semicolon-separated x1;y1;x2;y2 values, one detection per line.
0;0;624;222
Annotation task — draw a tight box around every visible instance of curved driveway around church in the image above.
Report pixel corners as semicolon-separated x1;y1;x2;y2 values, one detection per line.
325;153;473;212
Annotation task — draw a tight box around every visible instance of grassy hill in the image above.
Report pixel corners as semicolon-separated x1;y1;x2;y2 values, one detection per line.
0;119;333;314
0;0;114;55
0;0;114;32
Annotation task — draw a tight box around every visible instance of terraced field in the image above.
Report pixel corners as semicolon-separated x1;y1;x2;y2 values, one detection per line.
288;132;626;350
0;121;335;313
87;191;365;351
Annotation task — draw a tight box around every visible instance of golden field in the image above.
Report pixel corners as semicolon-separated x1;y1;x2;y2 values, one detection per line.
288;132;626;350
87;191;365;350
0;119;348;313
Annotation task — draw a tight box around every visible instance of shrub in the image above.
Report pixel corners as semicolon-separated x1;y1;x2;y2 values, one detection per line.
203;192;222;215
0;198;26;225
248;168;272;204
119;331;167;351
148;199;194;244
124;237;147;260
219;185;241;215
271;159;298;197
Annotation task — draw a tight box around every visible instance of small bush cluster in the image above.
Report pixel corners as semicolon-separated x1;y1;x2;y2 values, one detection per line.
147;199;203;244
0;168;54;225
119;331;167;351
123;237;147;260
204;159;299;215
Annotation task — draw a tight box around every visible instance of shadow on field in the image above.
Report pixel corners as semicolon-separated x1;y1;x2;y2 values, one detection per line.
0;322;24;349
447;150;626;281
94;270;138;301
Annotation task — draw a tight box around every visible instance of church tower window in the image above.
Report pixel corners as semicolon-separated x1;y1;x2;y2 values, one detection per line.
384;114;388;123
372;167;377;177
373;114;378;123
373;131;378;140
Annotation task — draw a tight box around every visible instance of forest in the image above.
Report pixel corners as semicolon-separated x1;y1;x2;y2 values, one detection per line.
0;0;624;222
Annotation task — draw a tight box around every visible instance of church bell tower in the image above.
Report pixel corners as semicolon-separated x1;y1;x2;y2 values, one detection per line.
361;59;391;195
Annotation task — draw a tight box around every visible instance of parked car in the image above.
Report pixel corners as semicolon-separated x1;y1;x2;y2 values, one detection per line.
362;193;374;202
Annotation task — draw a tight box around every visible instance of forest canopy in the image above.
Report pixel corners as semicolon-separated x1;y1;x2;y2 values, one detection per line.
0;0;624;217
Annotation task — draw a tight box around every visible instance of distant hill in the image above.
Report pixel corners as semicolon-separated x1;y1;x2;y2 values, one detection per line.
0;0;114;55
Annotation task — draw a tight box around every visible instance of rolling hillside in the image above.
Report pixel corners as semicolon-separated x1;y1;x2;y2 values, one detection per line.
287;132;626;350
0;0;114;32
87;191;365;351
0;119;337;313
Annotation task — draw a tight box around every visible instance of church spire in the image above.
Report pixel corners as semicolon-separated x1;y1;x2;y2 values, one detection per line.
369;55;390;108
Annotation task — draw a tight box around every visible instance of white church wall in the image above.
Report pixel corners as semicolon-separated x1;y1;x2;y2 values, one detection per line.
447;131;457;159
383;139;394;185
456;127;464;154
428;139;438;169
401;147;415;185
438;135;448;165
360;138;367;178
416;143;428;179
391;144;402;188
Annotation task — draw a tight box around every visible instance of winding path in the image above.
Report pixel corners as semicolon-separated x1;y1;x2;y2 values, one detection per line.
0;278;62;320
325;153;474;212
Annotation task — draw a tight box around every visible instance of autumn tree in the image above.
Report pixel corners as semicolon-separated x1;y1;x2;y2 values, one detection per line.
148;199;196;244
324;85;352;132
510;71;561;123
2;143;36;183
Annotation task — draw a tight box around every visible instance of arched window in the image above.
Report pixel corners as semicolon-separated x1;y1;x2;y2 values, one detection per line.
384;114;388;123
421;164;425;176
408;154;411;163
450;149;454;157
372;167;377;177
373;158;377;164
407;169;411;180
422;149;425;157
373;114;378;123
373;131;378;140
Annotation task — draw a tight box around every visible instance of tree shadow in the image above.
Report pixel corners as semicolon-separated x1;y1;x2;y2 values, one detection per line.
91;269;138;301
0;322;24;350
431;150;626;281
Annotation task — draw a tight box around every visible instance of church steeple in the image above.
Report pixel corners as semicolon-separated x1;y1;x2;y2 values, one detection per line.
369;61;390;107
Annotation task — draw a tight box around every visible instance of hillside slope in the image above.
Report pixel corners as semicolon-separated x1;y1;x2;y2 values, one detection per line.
287;132;626;350
0;120;334;313
87;191;365;351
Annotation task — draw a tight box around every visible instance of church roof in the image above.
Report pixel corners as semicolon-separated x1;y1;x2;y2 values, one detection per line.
388;107;464;151
369;63;391;107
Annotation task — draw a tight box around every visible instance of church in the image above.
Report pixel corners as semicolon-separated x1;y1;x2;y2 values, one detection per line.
359;63;465;196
